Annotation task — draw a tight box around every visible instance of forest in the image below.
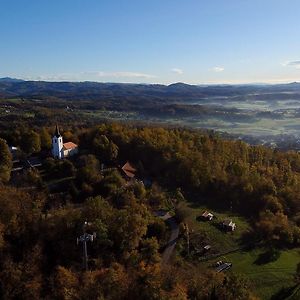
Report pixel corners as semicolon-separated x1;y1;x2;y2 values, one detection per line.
1;111;300;299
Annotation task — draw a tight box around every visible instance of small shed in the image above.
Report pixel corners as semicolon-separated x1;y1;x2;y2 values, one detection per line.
201;211;214;221
203;245;211;251
216;262;232;273
222;219;236;231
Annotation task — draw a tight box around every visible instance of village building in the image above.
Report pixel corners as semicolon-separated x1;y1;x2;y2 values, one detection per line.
52;125;78;159
221;219;236;231
121;161;136;180
201;211;214;221
9;145;20;160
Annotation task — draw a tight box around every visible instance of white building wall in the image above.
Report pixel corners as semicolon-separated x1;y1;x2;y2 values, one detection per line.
63;147;78;158
52;136;64;159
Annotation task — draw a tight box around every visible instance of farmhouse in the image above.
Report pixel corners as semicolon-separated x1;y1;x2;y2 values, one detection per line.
201;211;214;221
222;219;236;231
52;125;78;159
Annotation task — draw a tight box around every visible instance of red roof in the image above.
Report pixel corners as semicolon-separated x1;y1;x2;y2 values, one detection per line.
63;142;78;150
121;162;136;178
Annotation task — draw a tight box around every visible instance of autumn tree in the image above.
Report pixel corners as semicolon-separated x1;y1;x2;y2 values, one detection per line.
20;130;41;154
93;134;119;163
0;138;12;182
40;127;52;150
51;266;79;300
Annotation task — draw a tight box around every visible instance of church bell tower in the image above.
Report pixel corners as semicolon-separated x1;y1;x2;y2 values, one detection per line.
52;125;63;159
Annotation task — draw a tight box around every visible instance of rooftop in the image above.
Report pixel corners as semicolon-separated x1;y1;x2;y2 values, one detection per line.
121;162;136;178
63;142;78;150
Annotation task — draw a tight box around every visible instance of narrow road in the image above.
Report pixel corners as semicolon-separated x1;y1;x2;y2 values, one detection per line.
160;213;180;265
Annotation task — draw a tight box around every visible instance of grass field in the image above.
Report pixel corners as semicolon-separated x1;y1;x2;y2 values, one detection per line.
180;202;300;299
182;202;251;254
224;248;300;299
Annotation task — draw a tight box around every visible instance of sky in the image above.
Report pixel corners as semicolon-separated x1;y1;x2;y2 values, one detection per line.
1;0;300;84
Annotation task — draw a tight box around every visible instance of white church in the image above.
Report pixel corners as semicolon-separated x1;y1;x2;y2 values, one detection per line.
52;125;78;159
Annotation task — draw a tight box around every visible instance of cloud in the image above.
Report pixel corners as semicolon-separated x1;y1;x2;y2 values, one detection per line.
212;66;225;72
25;71;156;81
84;71;156;79
282;61;300;69
171;68;183;75
25;74;75;81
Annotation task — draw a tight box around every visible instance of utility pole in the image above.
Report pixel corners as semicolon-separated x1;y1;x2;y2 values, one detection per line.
77;221;96;271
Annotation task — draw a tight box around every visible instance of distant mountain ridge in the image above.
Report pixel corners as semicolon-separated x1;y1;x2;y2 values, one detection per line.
1;78;300;103
0;77;24;83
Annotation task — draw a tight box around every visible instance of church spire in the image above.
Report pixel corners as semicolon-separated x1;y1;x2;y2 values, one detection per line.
54;124;61;138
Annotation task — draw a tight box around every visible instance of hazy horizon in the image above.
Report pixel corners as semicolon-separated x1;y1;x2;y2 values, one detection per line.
2;76;300;86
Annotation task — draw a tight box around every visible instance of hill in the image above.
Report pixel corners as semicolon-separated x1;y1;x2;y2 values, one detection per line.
1;79;300;103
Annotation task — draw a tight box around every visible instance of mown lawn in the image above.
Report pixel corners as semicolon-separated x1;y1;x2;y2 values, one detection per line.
224;248;300;300
180;202;300;299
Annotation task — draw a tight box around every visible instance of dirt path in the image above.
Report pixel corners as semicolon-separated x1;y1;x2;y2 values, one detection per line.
161;215;180;265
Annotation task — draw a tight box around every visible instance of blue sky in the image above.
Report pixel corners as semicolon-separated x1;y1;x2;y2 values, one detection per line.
1;0;300;84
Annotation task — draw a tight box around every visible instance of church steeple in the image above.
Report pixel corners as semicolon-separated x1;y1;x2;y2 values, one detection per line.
54;124;61;138
52;124;63;159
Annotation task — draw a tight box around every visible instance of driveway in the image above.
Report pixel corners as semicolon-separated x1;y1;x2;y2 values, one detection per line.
160;213;180;265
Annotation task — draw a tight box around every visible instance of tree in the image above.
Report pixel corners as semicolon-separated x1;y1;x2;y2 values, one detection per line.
16;168;42;187
0;138;12;182
140;237;161;264
131;262;163;300
76;155;102;188
255;211;293;246
21;130;41;154
175;203;191;223
93;134;118;162
101;263;130;299
40;127;52;150
0;245;43;300
51;266;79;300
101;169;125;196
147;219;167;241
218;273;258;300
112;202;150;257
61;160;76;177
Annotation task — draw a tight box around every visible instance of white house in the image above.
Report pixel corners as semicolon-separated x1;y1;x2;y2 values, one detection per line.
52;125;78;159
222;219;236;231
201;211;214;221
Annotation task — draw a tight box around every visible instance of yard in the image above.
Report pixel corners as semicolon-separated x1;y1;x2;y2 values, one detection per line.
179;202;251;255
179;202;300;299
224;248;300;299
